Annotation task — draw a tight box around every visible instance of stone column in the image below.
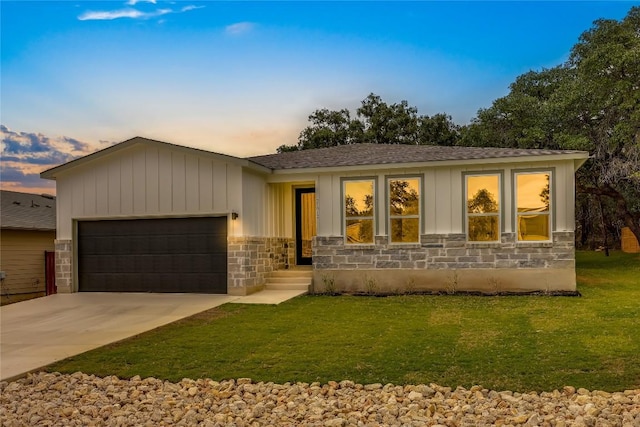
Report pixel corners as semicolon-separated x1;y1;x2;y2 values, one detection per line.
54;239;73;293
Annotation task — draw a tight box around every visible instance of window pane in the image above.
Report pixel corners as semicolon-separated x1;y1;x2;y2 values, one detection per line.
516;173;550;213
390;218;419;243
345;181;374;217
346;219;374;244
518;214;550;241
467;175;499;213
389;178;420;216
468;216;499;242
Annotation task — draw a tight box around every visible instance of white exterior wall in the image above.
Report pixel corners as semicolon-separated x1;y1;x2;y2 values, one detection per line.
241;170;268;237
263;181;315;239
54;144;577;243
55;144;245;240
309;159;576;238
265;183;291;238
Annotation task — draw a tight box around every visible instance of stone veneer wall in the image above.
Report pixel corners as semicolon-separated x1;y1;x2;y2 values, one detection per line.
312;232;576;293
54;239;73;293
228;237;295;295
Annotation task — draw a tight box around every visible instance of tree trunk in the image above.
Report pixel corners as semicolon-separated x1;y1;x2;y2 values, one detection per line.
577;183;640;250
604;185;640;247
597;196;610;256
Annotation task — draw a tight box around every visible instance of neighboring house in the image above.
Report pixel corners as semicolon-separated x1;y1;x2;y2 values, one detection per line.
41;137;588;295
0;191;56;305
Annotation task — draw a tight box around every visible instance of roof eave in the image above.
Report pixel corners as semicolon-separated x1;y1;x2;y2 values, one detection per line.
574;156;590;171
41;137;144;180
40;136;264;179
1;225;56;231
266;152;591;175
243;161;273;174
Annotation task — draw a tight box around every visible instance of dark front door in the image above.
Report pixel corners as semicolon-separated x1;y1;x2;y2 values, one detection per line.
295;188;316;265
77;217;227;293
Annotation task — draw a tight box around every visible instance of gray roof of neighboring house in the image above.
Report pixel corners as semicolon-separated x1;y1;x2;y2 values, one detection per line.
1;190;56;231
248;143;588;170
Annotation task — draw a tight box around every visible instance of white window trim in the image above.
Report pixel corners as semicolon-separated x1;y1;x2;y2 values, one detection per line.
387;176;422;245
464;173;502;243
514;170;553;243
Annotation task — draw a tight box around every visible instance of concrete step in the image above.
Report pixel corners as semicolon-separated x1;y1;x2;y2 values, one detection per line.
265;276;312;284
264;269;312;292
269;269;313;278
265;282;310;291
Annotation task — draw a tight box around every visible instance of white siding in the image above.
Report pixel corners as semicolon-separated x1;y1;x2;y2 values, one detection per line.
171;153;186;212
108;161;121;214
120;155;134;215
55;144;245;240
185;155;199;212
132;146;146;214
54;144;578;243
96;162;109;214
316;175;336;236
213;162;228;212
556;162;574;231
198;158;213;211
158;149;172;212
145;147;159;213
424;169;437;234
241;170;267;236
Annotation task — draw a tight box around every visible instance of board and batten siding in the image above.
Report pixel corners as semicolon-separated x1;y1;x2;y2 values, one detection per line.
241;170;268;237
0;229;54;305
55;144;243;240
310;159;577;238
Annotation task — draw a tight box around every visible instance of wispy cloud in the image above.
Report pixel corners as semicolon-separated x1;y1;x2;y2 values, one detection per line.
126;0;157;5
181;5;205;12
79;8;171;21
225;22;255;36
78;2;204;21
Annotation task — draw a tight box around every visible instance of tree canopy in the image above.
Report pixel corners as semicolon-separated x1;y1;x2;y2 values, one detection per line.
462;6;640;243
277;93;460;152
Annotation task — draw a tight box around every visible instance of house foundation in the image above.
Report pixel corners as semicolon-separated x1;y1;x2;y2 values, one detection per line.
312;232;576;293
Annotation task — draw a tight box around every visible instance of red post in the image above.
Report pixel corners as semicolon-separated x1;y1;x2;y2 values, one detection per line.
45;251;57;295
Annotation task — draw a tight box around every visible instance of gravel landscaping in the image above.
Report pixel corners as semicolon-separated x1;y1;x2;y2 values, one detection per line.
1;372;639;426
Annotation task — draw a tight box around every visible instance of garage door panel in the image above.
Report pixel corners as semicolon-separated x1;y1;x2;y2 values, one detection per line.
78;217;227;293
129;236;150;254
117;255;136;272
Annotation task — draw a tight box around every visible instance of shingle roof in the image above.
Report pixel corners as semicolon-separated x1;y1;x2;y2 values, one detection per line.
248;143;588;170
1;191;56;231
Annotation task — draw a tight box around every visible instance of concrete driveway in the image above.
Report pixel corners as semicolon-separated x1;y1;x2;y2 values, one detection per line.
0;293;237;381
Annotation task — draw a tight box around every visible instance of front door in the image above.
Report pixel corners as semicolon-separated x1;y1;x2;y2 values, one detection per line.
295;188;316;265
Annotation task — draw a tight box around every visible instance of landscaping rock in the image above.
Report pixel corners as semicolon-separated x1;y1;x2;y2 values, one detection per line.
1;372;639;426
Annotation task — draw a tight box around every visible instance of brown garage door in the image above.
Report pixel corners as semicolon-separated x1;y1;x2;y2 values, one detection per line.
78;217;227;293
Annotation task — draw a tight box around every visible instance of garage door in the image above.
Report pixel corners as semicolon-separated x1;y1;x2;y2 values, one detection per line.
78;217;227;293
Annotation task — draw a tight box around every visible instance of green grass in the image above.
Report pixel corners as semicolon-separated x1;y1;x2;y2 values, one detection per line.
47;251;640;392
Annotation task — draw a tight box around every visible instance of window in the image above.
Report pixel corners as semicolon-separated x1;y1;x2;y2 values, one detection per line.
515;172;551;241
388;177;421;243
466;174;501;242
344;179;375;244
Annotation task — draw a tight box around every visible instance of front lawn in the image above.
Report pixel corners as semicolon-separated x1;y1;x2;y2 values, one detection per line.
47;251;640;392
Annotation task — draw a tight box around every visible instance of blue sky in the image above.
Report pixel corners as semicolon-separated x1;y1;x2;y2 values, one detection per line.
0;1;635;193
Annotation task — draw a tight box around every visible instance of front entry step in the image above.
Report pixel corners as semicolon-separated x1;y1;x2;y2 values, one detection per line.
265;269;312;292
